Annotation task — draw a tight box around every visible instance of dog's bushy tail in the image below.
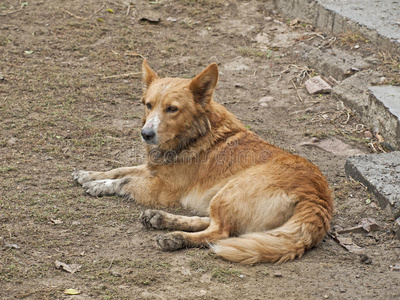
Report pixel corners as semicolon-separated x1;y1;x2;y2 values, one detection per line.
210;196;332;264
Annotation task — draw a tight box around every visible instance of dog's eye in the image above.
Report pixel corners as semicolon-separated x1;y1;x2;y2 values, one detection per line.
167;106;178;113
146;103;152;110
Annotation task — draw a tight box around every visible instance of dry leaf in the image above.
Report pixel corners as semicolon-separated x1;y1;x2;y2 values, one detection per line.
5;243;20;249
330;234;365;254
298;137;365;156
336;218;380;234
50;218;63;225
64;288;81;295
55;260;82;274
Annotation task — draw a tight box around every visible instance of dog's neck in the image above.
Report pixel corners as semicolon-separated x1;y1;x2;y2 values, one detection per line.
145;101;245;165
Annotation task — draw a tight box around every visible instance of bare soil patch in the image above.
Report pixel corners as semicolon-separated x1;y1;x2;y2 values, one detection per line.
1;1;399;299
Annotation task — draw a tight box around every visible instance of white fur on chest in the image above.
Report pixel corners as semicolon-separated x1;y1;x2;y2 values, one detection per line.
180;191;210;216
180;186;221;216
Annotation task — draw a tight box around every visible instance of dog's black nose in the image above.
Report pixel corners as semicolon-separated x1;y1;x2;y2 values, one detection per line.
141;128;156;141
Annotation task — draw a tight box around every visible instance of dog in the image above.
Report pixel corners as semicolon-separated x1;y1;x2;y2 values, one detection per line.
72;60;333;264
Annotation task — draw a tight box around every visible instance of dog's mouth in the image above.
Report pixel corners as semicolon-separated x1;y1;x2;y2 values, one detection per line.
142;139;157;145
141;135;158;145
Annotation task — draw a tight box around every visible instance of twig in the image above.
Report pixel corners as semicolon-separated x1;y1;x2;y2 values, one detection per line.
276;68;289;82
343;109;350;124
63;9;88;20
327;37;337;47
341;105;352;124
16;288;60;299
355;124;365;131
0;8;23;16
208;56;220;64
125;52;145;59
63;3;105;20
91;3;105;17
102;72;141;79
291;79;303;102
369;141;377;153
108;257;115;270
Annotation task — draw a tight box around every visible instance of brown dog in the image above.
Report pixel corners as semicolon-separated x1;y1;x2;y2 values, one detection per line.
72;60;333;264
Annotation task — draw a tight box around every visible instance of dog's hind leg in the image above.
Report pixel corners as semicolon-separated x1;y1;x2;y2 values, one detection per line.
156;221;230;251
140;209;210;232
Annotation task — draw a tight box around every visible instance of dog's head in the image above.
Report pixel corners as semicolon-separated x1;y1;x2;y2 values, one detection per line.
140;60;218;152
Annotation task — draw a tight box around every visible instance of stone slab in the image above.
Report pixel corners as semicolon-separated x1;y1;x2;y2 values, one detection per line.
305;76;332;94
296;44;371;81
318;0;400;45
368;86;400;150
331;70;382;114
332;80;400;151
273;0;400;55
345;151;400;218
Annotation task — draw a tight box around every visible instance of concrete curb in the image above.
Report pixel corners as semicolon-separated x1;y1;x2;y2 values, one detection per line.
345;152;400;219
368;86;400;150
345;152;400;238
273;0;400;55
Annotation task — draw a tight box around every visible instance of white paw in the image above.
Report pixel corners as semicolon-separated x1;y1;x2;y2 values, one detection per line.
82;178;130;197
82;179;114;197
72;170;94;185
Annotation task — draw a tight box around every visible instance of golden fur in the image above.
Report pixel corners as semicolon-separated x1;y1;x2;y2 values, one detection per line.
73;60;333;264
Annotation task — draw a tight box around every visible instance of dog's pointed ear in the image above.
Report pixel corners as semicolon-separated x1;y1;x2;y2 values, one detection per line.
189;64;218;107
142;59;159;88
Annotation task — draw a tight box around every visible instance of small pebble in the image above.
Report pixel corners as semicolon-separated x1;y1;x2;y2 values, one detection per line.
363;131;373;139
5;243;20;249
360;254;372;265
259;96;274;107
7;137;17;145
111;271;121;277
273;271;282;277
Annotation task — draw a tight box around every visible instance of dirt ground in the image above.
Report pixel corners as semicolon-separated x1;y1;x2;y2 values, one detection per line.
1;0;399;299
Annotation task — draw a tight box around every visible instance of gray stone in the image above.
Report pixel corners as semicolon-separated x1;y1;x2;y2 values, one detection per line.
259;96;274;107
305;76;332;94
345;151;400;218
368;86;400;150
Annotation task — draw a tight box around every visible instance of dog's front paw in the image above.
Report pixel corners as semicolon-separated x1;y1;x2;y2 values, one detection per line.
72;170;94;185
82;179;114;197
140;210;166;230
156;233;186;251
